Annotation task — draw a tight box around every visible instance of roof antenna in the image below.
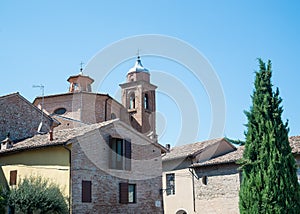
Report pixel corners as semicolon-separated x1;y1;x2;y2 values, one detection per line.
33;84;45;134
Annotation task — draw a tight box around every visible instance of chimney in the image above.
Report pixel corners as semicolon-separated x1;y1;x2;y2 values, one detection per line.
166;144;171;151
49;130;53;141
1;133;13;150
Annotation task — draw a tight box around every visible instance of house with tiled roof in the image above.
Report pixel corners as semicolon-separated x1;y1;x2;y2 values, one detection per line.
0;56;167;213
0;92;59;143
163;136;300;214
0;119;166;213
162;138;236;214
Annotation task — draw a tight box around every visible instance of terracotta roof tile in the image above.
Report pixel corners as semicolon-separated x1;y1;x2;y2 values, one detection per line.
191;146;244;167
191;136;300;167
0;119;117;154
162;138;230;161
289;136;300;154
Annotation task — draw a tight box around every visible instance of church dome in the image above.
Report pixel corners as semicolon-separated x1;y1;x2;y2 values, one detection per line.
128;56;149;74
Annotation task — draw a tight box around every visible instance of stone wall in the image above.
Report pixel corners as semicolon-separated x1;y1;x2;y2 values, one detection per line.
71;122;163;213
194;164;240;214
0;93;53;142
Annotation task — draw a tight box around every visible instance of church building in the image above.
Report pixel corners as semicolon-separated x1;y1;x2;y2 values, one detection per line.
0;56;167;213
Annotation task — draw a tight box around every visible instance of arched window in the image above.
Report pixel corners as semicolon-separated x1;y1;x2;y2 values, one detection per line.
129;93;135;109
144;93;149;110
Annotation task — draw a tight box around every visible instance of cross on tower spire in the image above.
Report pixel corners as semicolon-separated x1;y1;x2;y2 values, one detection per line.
80;61;84;74
136;49;141;58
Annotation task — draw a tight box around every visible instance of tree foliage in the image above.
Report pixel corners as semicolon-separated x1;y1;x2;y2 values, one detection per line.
239;59;300;213
0;186;7;213
8;176;68;214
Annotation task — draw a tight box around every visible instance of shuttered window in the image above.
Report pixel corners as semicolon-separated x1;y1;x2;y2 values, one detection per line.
109;137;131;170
119;183;136;204
9;170;17;186
82;180;92;203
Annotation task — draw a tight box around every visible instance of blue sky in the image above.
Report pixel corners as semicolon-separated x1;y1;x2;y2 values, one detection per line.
1;1;300;146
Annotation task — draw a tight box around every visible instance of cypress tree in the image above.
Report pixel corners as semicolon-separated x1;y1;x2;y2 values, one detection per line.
239;59;300;213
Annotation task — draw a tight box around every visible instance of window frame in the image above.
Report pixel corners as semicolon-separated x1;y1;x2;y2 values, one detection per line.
82;180;92;203
119;183;136;204
166;173;175;195
144;93;149;110
9;170;17;186
128;184;136;203
129;93;135;109
109;137;131;171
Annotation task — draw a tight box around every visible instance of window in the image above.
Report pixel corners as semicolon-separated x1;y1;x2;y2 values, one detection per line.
128;184;136;203
166;173;175;195
129;93;135;109
82;180;92;203
109;137;131;170
144;93;149;110
119;183;136;204
53;107;67;115
9;170;17;186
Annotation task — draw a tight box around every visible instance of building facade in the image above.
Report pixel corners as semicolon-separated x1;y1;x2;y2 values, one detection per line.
162;137;300;214
162;138;236;214
0;56;166;213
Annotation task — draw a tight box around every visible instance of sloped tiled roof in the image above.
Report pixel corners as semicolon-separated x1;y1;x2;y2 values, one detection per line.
0;119;117;155
191;146;244;167
191;136;300;168
162;138;234;161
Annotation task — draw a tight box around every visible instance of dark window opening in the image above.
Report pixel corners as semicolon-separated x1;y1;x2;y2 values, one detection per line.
120;183;136;204
9;170;17;186
109;137;131;171
166;173;175;195
144;93;149;110
53;107;67;115
129;93;135;109
82;180;92;203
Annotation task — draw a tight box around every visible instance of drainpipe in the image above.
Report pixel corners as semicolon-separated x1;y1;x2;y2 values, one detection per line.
104;95;110;121
63;142;72;213
188;156;196;213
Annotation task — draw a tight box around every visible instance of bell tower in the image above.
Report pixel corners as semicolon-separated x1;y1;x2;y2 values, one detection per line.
119;56;157;140
67;68;94;93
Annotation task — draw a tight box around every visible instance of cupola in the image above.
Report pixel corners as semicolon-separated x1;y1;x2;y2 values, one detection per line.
67;68;94;93
126;56;150;83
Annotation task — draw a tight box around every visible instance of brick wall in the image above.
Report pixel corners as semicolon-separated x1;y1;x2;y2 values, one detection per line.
71;122;163;213
33;93;130;130
0;93;53;142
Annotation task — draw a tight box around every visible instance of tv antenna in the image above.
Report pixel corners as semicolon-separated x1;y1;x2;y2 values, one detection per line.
33;84;45;133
